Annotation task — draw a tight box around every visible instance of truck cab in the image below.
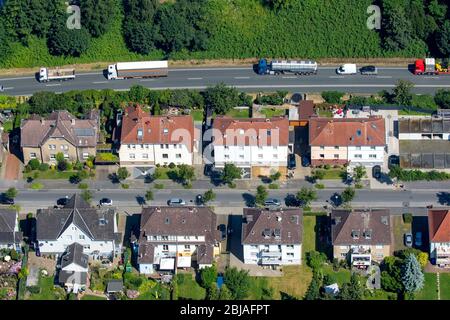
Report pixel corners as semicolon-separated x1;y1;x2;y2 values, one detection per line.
107;64;117;80
39;68;48;82
414;58;436;75
258;59;269;75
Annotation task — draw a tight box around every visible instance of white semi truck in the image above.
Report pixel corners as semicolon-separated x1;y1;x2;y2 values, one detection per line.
107;61;169;80
39;67;76;82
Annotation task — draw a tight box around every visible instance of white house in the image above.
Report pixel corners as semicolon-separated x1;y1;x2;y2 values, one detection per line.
58;242;89;293
212;116;290;178
118;105;196;170
36;194;122;259
0;209;22;252
135;207;221;275
428;209;450;268
241;208;302;266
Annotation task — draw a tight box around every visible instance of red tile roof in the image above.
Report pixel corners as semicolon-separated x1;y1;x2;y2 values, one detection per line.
428;210;450;242
120;105;194;152
309;116;385;147
213;116;289;146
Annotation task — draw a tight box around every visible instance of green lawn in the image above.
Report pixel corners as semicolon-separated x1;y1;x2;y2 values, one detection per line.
321;169;346;180
415;273;438;300
81;295;107;300
398;110;433;116
177;273;206;300
27;275;66;300
303;216;316;256
364;289;396;300
155;167;178;180
322;265;351;286
439;273;450;300
392;216;411;251
260;108;286;118
191;110;204;122
24;170;77;180
224;108;250;118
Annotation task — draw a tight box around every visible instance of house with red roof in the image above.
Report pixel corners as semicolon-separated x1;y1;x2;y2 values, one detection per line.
428;209;450;268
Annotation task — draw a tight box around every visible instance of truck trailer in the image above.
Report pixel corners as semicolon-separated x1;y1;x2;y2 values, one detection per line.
414;58;450;75
107;61;169;80
39;67;76;82
258;59;318;75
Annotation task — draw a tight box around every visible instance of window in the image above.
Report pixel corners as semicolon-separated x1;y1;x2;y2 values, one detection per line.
140;144;144;149
354;154;362;158
239;155;244;159
287;253;294;257
145;144;149;149
334;154;339;159
375;245;383;249
160;144;164;148
48;145;56;150
142;153;148;159
129;154;135;159
320;146;325;150
127;145;131;149
273;154;278;159
224;146;229;150
82;153;89;160
319;154;325;158
369;154;376;158
176;154;181;159
355;146;361;150
286;245;294;249
30;153;37;159
162;245;169;251
239;146;244;150
224;155;230;159
79;235;85;240
273;146;278;150
165;144;169;149
173;144;177;148
370;146;376;150
334;146;339;149
161;236;169;241
162;154;168;159
163;128;169;134
258;154;263;159
63;154;69;159
50;154;56;160
184;245;191;250
132;144;136;149
83;245;90;250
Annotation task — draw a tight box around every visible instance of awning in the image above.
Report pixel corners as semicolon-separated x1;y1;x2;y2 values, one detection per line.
177;256;191;268
159;258;175;270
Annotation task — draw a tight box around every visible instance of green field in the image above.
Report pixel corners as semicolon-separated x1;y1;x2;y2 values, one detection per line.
260;108;286;118
415;273;438;300
225;108;250;118
176;273;206;300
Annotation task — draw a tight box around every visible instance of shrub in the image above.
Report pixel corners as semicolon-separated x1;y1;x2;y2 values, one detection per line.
30;182;43;190
74;161;84;171
121;183;130;189
57;160;68;172
154;183;164;189
321;91;345;104
168;162;176;169
78;183;89;190
27;286;41;294
323;164;331;170
268;183;279;189
403;213;413;224
39;163;49;171
315;183;325;189
28;159;40;170
306;251;327;271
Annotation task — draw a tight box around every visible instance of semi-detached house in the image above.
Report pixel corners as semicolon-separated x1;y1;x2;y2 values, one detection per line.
119;106;195;171
309;117;385;168
428;209;450;268
0;209;22;252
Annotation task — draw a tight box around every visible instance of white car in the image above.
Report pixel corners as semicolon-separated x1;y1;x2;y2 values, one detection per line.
167;198;186;206
99;198;113;206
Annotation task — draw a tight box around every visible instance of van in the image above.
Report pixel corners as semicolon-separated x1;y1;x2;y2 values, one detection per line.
336;64;357;75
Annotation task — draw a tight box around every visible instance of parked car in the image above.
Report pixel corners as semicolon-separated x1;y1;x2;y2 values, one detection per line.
99;198;113;206
404;233;413;247
301;155;310;167
415;232;423;247
195;194;204;206
218;224;227;240
264;199;281;207
0;196;14;205
360;65;378;75
388;155;400;169
372;165;382;179
167;198;186;206
57;196;69;206
0;85;4;92
287;153;296;170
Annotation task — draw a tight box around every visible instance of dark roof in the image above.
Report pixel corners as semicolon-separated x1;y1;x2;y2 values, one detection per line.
331;209;391;245
428;209;450;242
137;242;154;264
400;140;450;169
0;209;22;244
107;280;124;293
298;100;315;119
197;244;214;265
139;206;220;244
61;242;88;269
241;208;303;245
58;270;87;285
399;117;450;134
20;110;99;148
36;194;121;241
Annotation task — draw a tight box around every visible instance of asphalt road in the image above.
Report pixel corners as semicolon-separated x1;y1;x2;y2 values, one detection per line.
9;188;444;214
1;66;450;96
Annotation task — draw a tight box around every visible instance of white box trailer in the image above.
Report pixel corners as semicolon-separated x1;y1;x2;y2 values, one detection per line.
107;61;169;80
39;67;76;82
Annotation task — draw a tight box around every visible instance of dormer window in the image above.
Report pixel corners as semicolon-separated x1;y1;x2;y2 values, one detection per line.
163;128;169;134
137;128;143;139
364;229;372;239
351;230;360;239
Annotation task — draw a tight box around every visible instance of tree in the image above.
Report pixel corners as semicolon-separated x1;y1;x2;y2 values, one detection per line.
381;256;403;293
401;254;425;294
341;187;355;204
145;190;154;201
204;83;240;115
312;170;325;181
304;271;321;300
177;164;195;185
269;171;281;182
417;252;429;269
435;90;450;109
224;267;250;300
200;265;217;288
393;80;414;106
55;152;65;163
81;190;93;203
203;189;216;204
436;20;450;57
218;284;232;300
339;273;363;300
221;163;241;185
5;187;18;199
353;166;366;183
381;1;413;51
128;85;149;104
79;0;116;38
206;282;219;300
47;19;91;57
255;185;268;206
306;251;327;271
296;187;317;208
261;287;274;300
117;167;130;181
27;159;40;171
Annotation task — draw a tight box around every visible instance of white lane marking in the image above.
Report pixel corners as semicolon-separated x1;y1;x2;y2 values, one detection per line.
140;79;155;82
424;76;440;79
234;76;250;79
0;76;35;81
45;84;61;87
187;77;203;80
92;81;108;84
282;76;297;79
376;76;393;79
2;87;14;90
142;84;450;90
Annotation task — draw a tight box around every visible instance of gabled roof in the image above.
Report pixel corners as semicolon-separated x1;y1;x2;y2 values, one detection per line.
331;209;391;245
120;105;194;152
213;116;289;146
0;209;22;244
36;194;120;242
241;208;302;245
61;242;88;270
309;117;385;147
20;110;98;148
428;209;450;242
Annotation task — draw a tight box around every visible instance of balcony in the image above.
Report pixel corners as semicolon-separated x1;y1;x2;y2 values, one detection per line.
350;246;371;255
261;251;282;258
261;257;282;265
351;254;371;268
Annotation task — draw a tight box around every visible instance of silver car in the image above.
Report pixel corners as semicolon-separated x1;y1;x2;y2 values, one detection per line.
168;198;186;206
264;199;281;207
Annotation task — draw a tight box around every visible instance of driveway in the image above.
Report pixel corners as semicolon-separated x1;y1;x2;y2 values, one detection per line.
3;154;21;181
25;266;39;287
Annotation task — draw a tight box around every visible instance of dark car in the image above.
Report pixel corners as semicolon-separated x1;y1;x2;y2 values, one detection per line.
0;197;14;205
288;153;296;170
56;196;69;207
360;65;378;75
388;155;400;169
372;165;382;179
301;155;310;167
195;194;204;206
218;224;227;240
204;164;213;177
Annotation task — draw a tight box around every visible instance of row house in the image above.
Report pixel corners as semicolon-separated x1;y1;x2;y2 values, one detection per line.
0;209;22;252
241;208;302;266
119;106;196;171
20;110;99;165
135;206;221;275
309;117;386;168
331;208;391;270
428;209;450;268
212;116;290;178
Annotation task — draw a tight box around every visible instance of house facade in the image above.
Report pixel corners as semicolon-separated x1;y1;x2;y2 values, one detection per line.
36;194;122;259
212;116;290;177
58;242;89;293
331;209;391;269
118;105;195;168
135;206;220;275
309;117;386;167
428;209;450;268
241;208;302;266
20;110;99;165
0;209;22;252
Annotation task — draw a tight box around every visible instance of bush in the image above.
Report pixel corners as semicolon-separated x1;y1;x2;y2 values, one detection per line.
403;213;413;224
39;163;49;171
78;183;89;190
315;183;325;189
57;160;68;172
28;159;40;170
27;286;41;294
322;91;345;104
154;183;164;189
73;161;84;171
306;251;327;271
323;164;331;170
268;183;279;189
168;162;176;169
121;183;130;189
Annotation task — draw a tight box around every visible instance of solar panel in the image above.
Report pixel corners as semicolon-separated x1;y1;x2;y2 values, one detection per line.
74;128;95;137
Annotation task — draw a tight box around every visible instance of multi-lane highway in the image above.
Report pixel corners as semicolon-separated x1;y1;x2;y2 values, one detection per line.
1;66;450;96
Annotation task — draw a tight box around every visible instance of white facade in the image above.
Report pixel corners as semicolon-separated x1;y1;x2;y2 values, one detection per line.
119;143;193;166
214;145;288;168
430;242;450;267
38;221;120;258
399;133;450;140
348;146;384;166
242;244;302;265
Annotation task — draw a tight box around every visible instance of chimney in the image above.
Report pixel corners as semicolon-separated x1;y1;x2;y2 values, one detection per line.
71;118;75;125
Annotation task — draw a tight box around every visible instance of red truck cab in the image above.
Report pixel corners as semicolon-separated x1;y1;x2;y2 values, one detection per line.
414;59;426;75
